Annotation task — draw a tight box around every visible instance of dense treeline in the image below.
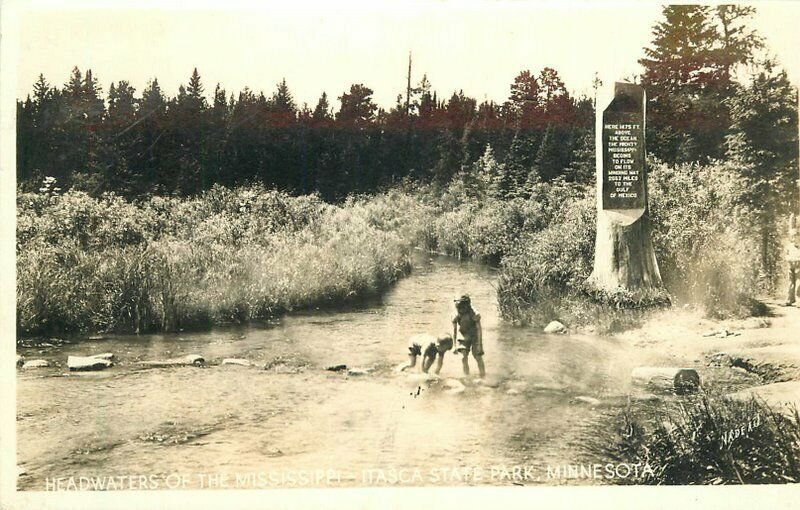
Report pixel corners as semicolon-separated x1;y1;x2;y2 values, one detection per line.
16;66;594;201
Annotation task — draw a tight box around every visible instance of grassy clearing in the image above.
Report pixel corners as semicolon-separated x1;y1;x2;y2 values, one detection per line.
17;185;435;336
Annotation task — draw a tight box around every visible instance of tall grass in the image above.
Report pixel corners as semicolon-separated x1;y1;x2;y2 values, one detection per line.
17;185;435;336
598;392;800;484
18;158;769;335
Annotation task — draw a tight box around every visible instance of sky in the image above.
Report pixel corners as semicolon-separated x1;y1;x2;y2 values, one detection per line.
11;0;800;109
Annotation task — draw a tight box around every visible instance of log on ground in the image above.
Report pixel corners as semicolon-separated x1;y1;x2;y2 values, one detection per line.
631;367;700;395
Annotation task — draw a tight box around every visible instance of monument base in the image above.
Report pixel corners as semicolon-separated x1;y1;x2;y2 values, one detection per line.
586;211;670;308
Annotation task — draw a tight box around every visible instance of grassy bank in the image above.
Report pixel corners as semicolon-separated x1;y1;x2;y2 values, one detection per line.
595;392;800;484
415;159;769;329
17;185;435;336
17;156;772;336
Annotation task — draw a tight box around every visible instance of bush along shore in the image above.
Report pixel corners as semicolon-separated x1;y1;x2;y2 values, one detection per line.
17;184;436;337
417;156;773;332
17;155;779;337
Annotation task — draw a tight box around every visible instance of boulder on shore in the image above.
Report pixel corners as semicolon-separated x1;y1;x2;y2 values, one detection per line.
631;367;700;395
543;321;567;334
22;359;49;369
68;355;113;371
139;354;205;367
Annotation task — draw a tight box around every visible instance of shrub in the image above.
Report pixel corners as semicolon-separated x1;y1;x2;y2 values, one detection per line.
497;191;596;324
648;160;762;317
16;186;427;336
600;392;800;484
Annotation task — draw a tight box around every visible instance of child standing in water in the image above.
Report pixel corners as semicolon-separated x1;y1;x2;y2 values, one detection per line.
452;295;486;378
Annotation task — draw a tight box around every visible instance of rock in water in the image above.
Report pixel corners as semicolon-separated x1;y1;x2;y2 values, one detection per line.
16;355;24;367
406;372;438;384
326;364;348;372
543;321;567;334
22;359;49;369
631;367;700;395
442;378;466;394
139;354;205;367
574;396;602;406
68;356;113;371
222;358;251;366
347;367;372;376
91;352;114;361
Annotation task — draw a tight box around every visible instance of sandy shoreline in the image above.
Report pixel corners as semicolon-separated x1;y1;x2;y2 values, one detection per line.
616;298;800;410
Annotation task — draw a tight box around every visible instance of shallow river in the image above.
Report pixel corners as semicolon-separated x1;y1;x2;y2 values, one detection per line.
17;255;671;490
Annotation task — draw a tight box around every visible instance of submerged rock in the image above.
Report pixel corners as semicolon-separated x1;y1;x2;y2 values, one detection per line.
543;321;567;334
222;358;251;367
442;378;466;394
347;367;372;376
264;354;311;373
22;359;49;369
139;354;205;368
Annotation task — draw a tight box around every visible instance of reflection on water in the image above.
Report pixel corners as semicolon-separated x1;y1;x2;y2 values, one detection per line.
16;255;670;489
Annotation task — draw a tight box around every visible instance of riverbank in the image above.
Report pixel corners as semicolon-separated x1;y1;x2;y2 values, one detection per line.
599;297;800;484
16;186;436;337
617;297;800;396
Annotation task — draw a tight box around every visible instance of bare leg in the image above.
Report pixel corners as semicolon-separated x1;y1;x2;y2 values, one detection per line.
474;354;486;378
421;354;434;373
461;352;470;376
434;353;444;375
401;354;417;371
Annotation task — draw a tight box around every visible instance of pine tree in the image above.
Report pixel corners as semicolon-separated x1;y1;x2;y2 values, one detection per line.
474;144;505;199
726;64;799;274
312;92;333;122
337;84;377;129
432;129;462;186
639;5;763;164
640;5;717;96
507;70;541;128
187;67;207;108
563;129;595;185
533;125;561;182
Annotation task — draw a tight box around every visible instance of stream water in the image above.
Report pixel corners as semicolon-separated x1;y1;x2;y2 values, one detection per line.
16;254;672;490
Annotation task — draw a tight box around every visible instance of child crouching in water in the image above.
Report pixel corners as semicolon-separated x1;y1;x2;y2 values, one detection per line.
401;333;454;375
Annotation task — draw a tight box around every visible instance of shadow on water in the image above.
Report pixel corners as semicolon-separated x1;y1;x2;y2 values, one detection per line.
16;254;670;489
